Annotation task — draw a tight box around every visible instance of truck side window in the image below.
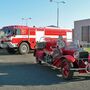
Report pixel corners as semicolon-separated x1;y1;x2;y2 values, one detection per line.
16;29;21;35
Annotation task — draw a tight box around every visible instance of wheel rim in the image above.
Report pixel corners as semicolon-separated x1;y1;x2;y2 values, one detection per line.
21;44;28;53
62;61;70;78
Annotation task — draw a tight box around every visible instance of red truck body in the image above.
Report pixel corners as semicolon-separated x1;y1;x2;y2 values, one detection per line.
0;25;72;54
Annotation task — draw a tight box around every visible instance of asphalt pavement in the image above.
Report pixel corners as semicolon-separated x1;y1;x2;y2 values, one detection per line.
0;49;90;90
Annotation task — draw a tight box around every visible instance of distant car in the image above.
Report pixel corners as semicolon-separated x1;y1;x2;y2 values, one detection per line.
34;37;90;80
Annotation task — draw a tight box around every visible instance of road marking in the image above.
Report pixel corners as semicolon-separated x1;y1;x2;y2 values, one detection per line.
0;73;8;75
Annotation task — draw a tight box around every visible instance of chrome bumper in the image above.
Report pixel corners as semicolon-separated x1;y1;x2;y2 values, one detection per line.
0;42;18;48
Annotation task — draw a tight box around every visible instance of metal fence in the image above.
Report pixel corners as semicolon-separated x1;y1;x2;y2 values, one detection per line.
80;41;90;47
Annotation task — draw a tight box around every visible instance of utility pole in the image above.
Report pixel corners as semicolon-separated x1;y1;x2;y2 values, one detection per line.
22;18;32;26
50;0;65;27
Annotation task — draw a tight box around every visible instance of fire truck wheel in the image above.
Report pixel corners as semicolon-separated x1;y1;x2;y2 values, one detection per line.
19;42;30;54
61;59;74;80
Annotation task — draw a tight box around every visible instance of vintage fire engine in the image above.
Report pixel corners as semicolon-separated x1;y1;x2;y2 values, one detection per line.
34;36;90;80
0;25;72;54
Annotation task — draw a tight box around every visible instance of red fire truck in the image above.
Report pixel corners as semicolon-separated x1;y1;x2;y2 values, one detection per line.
0;25;72;54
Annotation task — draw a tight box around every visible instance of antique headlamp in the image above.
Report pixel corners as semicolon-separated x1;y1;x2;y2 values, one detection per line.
73;51;79;59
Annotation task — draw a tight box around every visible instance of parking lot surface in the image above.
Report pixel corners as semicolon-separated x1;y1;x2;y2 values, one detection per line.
0;49;90;90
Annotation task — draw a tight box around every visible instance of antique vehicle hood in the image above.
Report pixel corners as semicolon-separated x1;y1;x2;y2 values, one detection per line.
62;41;84;56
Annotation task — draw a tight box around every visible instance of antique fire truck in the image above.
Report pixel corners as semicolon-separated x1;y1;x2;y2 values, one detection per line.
0;25;72;54
34;36;90;80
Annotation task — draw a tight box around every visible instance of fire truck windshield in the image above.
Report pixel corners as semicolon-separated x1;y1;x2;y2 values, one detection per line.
2;28;19;36
3;29;14;36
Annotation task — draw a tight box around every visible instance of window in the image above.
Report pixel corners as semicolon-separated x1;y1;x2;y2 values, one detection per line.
16;29;21;35
81;26;89;42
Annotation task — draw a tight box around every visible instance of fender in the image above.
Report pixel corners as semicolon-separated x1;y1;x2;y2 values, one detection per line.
61;55;75;62
53;57;62;67
53;55;75;67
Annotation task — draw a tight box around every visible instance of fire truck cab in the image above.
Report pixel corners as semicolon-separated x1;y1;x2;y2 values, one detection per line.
0;25;72;54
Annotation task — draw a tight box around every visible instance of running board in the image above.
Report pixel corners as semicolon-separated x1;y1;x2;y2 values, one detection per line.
43;62;90;72
70;68;87;71
44;63;61;69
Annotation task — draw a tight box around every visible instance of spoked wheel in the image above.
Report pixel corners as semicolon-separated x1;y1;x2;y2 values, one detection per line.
61;59;74;80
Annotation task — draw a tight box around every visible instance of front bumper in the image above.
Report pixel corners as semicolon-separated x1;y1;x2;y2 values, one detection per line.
0;42;18;48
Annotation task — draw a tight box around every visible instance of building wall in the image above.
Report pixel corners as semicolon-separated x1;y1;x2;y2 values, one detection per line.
74;19;90;43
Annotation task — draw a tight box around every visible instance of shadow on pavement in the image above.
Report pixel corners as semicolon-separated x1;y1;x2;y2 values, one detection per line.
0;63;65;86
0;49;34;56
0;49;18;56
0;63;90;86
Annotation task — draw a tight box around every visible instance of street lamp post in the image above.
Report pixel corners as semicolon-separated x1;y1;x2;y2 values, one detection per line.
50;0;65;28
22;18;32;26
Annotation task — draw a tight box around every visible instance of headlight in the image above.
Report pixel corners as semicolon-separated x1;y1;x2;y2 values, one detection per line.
73;51;79;59
5;37;11;42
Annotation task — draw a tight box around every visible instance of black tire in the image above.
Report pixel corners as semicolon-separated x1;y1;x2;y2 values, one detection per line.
7;48;16;54
61;59;74;80
36;57;42;64
19;42;30;54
